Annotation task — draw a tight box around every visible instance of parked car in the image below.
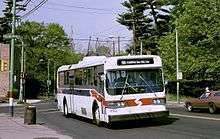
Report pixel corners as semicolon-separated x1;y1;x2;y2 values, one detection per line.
185;91;220;114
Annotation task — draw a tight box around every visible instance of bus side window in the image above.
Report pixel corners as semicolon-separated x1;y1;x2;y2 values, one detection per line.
64;71;69;86
75;69;83;85
58;72;65;88
97;72;104;94
69;70;74;89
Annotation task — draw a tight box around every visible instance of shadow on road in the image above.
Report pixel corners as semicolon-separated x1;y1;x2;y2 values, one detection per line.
191;109;220;114
106;117;179;130
63;114;178;130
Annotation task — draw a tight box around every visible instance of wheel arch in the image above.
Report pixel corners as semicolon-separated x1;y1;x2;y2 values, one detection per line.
208;101;215;105
63;96;67;105
92;100;98;114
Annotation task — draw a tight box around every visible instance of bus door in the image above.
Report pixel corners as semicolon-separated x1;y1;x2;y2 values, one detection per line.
69;75;75;113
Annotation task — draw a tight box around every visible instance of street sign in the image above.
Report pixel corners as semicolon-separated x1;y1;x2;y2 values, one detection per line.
178;72;183;80
3;34;19;39
47;80;51;86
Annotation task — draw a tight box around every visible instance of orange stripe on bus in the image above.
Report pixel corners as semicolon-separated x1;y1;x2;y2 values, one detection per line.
125;99;138;106
124;98;153;106
90;89;105;102
140;98;153;105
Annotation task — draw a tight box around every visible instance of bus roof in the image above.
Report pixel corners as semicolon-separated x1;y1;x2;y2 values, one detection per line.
57;55;162;72
105;55;162;70
57;64;76;72
77;56;106;68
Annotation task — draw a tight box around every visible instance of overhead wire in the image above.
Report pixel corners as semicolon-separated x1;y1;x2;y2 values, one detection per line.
45;7;114;15
21;0;48;19
48;2;119;13
73;38;131;42
16;0;32;14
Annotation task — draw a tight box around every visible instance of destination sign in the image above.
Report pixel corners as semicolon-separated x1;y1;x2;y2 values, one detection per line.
117;58;154;65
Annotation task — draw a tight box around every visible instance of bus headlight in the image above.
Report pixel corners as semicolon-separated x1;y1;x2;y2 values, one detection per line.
105;101;126;108
153;98;166;105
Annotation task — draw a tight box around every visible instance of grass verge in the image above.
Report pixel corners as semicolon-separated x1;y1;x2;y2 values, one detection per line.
166;93;192;102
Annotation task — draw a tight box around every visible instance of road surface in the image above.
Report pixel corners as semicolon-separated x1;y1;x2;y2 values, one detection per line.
1;101;220;139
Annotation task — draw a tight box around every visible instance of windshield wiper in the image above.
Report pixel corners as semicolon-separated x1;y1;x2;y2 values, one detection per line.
120;75;129;100
139;73;157;97
120;75;137;100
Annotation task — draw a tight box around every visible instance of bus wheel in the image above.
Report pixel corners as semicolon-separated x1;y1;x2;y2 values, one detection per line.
93;106;101;126
63;102;69;117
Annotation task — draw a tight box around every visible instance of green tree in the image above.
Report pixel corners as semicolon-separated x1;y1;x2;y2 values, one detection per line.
0;0;25;42
118;0;170;54
15;21;81;98
96;45;112;56
159;0;220;81
118;0;151;54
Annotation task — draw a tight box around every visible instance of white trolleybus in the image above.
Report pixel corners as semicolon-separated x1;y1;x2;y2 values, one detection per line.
57;55;169;126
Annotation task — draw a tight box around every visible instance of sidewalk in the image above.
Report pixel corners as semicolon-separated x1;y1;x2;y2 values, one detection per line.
166;101;185;108
0;113;73;139
0;99;41;107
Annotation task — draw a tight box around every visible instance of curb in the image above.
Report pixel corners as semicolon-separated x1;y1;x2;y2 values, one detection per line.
0;99;42;107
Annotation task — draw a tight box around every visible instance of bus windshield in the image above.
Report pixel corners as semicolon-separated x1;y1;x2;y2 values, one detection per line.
106;69;163;95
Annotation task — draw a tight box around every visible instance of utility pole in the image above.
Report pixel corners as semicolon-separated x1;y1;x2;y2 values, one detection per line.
47;59;50;98
140;40;143;55
9;0;16;117
23;50;26;103
113;41;115;56
109;36;115;56
53;63;56;97
70;26;75;51
19;40;24;102
118;36;120;55
176;28;180;104
87;36;92;55
95;38;99;54
131;7;136;55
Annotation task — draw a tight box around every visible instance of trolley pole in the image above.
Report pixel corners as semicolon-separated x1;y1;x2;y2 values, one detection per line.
9;0;16;117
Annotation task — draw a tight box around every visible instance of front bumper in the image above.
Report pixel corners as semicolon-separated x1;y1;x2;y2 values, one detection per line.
108;110;169;122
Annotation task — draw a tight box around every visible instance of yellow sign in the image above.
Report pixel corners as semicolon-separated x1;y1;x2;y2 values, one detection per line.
1;60;8;71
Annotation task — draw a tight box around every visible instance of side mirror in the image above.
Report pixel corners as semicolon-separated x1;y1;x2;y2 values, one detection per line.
100;74;105;81
97;72;105;81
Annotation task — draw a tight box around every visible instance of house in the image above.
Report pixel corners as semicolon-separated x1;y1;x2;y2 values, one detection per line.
0;43;9;98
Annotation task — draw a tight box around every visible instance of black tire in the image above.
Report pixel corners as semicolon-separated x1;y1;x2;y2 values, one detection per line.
186;103;193;112
107;122;114;129
209;103;216;114
63;102;69;117
93;106;101;126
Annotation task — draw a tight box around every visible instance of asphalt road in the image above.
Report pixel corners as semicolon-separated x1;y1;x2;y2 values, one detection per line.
1;102;220;139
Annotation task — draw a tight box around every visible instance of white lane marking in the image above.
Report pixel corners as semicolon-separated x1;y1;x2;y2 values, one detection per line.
170;113;220;121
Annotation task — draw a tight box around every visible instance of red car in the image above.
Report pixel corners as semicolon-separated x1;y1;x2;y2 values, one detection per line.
185;91;220;114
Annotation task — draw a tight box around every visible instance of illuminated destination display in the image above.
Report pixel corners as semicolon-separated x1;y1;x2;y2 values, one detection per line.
117;58;154;65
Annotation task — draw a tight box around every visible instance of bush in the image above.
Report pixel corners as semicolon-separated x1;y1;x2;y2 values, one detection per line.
166;80;219;97
7;88;19;99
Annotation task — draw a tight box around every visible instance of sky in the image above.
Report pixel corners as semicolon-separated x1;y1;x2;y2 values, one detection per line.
0;0;132;53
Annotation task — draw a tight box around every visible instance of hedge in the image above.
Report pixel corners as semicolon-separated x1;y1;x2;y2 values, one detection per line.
166;80;220;97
